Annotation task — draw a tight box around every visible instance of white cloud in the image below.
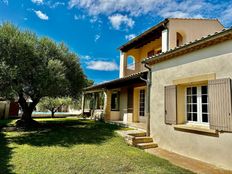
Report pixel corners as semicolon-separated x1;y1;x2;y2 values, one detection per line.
89;16;101;23
31;0;43;5
157;0;205;18
125;34;136;40
68;0;159;16
80;55;91;60
108;14;134;30
32;0;65;8
34;10;49;20
86;61;119;71
48;2;65;8
94;34;100;42
68;0;232;28
68;0;215;29
1;0;8;5
74;14;85;20
220;5;232;26
68;0;208;18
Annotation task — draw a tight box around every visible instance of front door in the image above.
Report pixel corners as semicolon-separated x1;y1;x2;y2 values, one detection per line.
139;89;146;123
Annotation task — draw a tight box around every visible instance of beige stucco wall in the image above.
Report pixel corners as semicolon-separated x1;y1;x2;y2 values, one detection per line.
133;88;139;122
105;89;126;121
0;101;10;119
119;88;128;120
150;39;232;170
120;19;223;78
110;111;120;121
104;90;111;121
122;39;161;77
167;19;224;49
125;38;162;62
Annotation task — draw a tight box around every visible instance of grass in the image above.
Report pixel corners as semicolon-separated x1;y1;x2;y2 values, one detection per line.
0;118;193;174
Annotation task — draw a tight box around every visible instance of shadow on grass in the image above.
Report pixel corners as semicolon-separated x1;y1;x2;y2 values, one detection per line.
0;119;15;128
0;128;14;174
8;119;120;147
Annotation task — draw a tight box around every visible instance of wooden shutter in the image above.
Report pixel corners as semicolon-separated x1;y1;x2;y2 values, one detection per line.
208;78;232;131
164;85;177;124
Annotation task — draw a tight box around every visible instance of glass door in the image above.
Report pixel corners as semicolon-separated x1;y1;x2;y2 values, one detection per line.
139;89;145;122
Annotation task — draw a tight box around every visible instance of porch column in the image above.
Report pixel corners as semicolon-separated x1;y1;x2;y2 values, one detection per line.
119;51;126;78
162;29;169;52
103;90;111;121
81;93;85;115
133;88;139;122
91;93;96;119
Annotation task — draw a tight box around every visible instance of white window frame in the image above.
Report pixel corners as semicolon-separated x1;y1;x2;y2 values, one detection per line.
185;85;209;126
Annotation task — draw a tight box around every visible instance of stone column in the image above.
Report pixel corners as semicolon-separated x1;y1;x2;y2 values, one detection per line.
81;93;85;115
162;29;169;52
119;51;126;78
103;90;111;121
133;88;139;122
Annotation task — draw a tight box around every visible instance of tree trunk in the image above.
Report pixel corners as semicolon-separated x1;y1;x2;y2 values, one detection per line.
21;108;33;122
16;92;40;127
51;110;55;118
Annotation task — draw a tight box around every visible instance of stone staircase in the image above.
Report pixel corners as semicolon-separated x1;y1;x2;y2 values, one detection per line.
128;132;158;149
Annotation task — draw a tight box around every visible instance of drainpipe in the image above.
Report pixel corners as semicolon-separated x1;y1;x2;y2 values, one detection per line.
140;63;152;136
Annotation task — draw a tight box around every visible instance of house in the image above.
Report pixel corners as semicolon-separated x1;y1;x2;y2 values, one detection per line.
83;18;232;170
0;99;19;119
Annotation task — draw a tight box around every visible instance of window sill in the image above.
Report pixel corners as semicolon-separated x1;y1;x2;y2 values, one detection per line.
174;124;218;136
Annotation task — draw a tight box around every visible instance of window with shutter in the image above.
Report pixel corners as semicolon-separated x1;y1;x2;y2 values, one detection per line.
208;78;232;132
164;85;177;124
186;85;209;125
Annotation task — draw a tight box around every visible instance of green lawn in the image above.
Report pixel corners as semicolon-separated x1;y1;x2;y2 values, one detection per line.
0;118;193;174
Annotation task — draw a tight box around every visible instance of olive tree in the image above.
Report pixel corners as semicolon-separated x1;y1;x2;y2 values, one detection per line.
0;23;87;127
38;97;73;118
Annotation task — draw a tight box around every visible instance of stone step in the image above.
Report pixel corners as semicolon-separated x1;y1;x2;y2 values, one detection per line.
136;142;158;149
128;132;146;137
133;137;153;144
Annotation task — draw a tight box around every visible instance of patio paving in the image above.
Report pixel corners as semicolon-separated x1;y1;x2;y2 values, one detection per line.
146;148;232;174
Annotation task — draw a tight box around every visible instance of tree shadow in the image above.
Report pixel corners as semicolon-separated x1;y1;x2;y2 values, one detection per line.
0;128;15;174
0;119;15;128
8;120;121;148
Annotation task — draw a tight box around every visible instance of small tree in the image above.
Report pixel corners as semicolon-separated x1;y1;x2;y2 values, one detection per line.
38;97;72;118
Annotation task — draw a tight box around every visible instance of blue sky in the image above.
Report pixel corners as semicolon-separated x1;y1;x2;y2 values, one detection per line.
0;0;232;84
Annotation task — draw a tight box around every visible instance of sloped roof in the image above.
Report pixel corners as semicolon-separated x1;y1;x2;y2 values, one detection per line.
85;71;148;92
143;27;232;65
118;19;168;52
118;18;222;52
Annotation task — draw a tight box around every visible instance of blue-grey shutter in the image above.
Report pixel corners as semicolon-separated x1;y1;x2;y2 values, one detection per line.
164;85;177;124
208;78;232;131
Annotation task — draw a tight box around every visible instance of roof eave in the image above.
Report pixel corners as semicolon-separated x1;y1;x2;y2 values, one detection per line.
143;27;232;65
118;19;169;52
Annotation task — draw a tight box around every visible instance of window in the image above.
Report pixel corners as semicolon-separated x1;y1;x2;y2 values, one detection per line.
147;50;155;58
127;88;133;113
111;91;120;111
127;56;135;70
186;86;208;124
176;32;183;47
95;92;104;109
139;89;145;116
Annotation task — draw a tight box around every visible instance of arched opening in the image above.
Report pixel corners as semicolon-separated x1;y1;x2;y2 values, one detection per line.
127;56;135;70
176;32;183;47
